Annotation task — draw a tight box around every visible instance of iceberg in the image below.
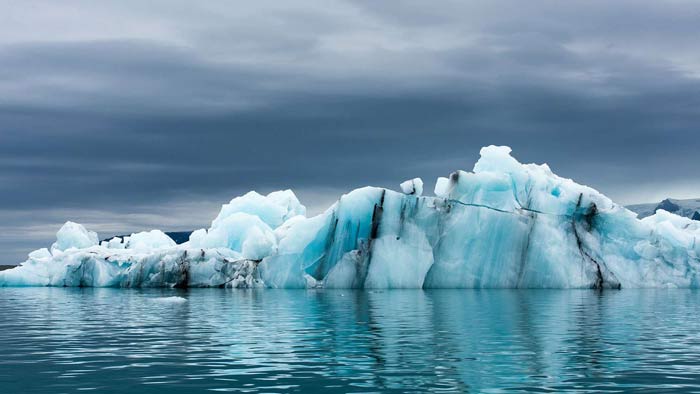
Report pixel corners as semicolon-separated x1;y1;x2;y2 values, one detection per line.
2;146;699;289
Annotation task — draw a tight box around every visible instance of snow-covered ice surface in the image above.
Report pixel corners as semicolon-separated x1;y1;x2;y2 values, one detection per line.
3;146;700;289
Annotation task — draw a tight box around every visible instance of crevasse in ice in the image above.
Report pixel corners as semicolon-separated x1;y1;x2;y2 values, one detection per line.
2;146;699;288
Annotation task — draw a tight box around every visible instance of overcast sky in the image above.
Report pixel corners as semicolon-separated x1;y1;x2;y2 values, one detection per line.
1;0;700;264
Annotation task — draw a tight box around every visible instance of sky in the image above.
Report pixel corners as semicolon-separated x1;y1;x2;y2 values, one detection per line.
1;0;700;264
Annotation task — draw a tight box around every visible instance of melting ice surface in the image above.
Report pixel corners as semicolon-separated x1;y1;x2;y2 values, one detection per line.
2;146;699;288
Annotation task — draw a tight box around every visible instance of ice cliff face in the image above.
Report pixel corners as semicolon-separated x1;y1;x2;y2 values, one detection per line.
2;146;699;288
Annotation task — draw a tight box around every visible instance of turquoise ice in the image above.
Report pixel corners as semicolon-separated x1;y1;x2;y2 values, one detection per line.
2;146;699;288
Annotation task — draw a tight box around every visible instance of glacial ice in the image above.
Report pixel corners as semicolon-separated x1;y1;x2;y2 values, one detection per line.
2;146;700;289
52;221;99;251
400;178;424;196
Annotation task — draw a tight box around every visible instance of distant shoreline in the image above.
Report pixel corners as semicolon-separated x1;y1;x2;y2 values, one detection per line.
0;265;15;271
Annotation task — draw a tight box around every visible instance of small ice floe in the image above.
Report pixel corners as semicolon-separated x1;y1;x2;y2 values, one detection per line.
152;296;187;304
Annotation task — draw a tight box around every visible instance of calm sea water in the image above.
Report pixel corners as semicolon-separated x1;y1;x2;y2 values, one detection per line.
2;288;700;393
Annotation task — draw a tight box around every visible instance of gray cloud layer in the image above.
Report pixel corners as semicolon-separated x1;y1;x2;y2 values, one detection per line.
1;0;699;263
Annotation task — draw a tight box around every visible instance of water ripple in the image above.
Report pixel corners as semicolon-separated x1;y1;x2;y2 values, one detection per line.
2;288;700;393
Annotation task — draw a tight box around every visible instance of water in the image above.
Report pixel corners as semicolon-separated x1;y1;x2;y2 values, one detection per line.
2;289;700;393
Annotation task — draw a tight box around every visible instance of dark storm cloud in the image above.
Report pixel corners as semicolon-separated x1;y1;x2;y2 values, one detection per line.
1;0;699;263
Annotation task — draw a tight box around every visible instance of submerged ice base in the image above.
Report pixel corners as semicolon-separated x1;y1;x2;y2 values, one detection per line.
3;146;699;289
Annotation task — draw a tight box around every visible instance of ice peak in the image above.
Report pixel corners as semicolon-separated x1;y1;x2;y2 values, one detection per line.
51;221;98;252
